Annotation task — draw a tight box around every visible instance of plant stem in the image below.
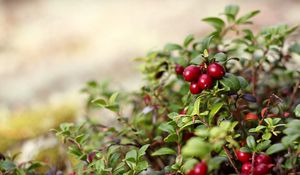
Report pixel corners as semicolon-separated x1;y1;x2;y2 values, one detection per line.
250;152;256;175
223;146;240;174
288;77;300;110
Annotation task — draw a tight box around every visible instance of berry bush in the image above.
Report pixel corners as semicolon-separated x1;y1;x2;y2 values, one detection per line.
1;5;300;175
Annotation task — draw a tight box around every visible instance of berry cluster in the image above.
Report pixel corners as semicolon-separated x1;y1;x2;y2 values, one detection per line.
186;161;208;175
236;150;273;175
175;62;225;94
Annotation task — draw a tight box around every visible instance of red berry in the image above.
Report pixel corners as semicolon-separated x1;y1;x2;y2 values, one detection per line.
244;113;259;121
87;152;96;163
183;65;201;82
236;150;252;163
190;82;202;94
186;169;195;175
255;154;272;165
197;74;213;90
183;132;195;142
253;163;270;175
193;161;208;175
179;109;187;115
175;64;185;75
241;162;252;173
143;95;151;105
207;63;225;79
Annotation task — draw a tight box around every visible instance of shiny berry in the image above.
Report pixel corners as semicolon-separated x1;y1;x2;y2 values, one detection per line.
186;169;195;175
241;162;252;173
255;154;272;165
244;113;259;121
198;74;213;90
193;161;208;175
236;150;252;163
175;64;185;75
190;82;202;94
253;163;270;175
207;63;225;79
183;65;201;82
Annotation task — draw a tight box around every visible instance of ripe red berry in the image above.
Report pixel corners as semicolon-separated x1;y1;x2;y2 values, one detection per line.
236;150;252;163
198;74;213;90
179;108;187;115
255;154;272;165
186;169;195;175
183;65;201;82
87;152;97;163
244;113;259;121
253;163;270;175
183;132;195;142
207;63;225;79
241;162;252;173
190;82;202;94
193;161;208;175
175;64;185;75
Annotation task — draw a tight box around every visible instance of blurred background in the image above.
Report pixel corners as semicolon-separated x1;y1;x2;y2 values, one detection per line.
0;0;299;171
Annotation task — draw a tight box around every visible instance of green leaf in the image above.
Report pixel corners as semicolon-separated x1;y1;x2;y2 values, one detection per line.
0;160;16;171
164;43;183;51
208;156;227;171
224;5;240;22
202;34;215;51
164;133;178;143
240;147;251;153
256;140;271;151
246;135;256;150
293;104;300;117
181;158;198;173
266;143;285;155
236;10;260;24
237;76;249;89
202;17;225;31
138;144;150;158
109;92;119;105
135;161;148;173
289;43;300;55
152;147;176;156
159;122;176;133
92;98;107;107
182;138;211;159
262;132;272;140
191;97;201;116
220;73;241;92
208;102;224;125
184;34;195;47
125;150;138;161
214;52;227;63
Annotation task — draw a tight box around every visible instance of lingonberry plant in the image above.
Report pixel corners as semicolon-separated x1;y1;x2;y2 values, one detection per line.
1;5;300;175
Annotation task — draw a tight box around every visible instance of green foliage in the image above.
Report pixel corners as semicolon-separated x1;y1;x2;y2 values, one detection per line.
2;4;300;175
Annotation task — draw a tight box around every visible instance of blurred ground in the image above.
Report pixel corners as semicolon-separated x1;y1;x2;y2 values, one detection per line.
0;0;300;162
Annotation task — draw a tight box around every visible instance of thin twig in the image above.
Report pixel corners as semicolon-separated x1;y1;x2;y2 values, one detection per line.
223;146;240;175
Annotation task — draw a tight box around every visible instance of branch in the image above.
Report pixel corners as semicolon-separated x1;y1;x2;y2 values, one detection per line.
223;146;240;174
